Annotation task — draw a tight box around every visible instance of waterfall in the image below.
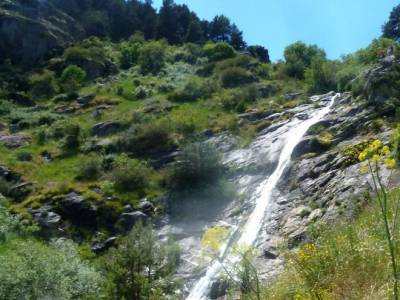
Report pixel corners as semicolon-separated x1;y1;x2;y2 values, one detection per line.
186;93;339;300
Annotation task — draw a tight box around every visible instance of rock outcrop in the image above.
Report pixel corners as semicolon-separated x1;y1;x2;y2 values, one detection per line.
0;0;84;65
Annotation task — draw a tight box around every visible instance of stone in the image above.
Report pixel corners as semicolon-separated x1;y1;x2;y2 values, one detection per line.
59;192;98;226
91;122;122;136
8;182;32;199
77;94;96;107
33;211;61;228
139;200;155;214
91;237;117;254
0;132;31;148
120;211;147;231
0;165;20;181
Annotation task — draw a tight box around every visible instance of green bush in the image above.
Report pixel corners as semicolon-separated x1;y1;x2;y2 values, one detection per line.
119;43;140;69
171;142;224;190
305;57;337;93
76;156;102;181
111;157;150;193
120;122;174;156
101;223;180;299
219;67;255;88
168;77;213;102
60;65;87;93
203;42;236;62
139;41;166;74
0;239;103;300
59;124;81;153
284;42;326;79
29;70;57;99
16;151;33;162
218;84;260;112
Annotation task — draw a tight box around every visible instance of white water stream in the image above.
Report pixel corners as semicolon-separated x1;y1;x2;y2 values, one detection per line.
186;93;339;300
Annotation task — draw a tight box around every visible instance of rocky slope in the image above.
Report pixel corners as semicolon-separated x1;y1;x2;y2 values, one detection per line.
0;0;83;65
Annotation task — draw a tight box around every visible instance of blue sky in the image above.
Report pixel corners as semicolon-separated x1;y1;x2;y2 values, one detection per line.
153;0;398;61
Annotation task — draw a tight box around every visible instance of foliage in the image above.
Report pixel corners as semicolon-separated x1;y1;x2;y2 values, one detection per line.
76;156;102;181
0;239;103;300
111;156;151;193
284;42;326;79
201;225;230;256
29;70;57;99
203;42;236;62
168;77;213;102
305;57;337;93
383;4;400;41
171;142;224;190
139;41;166;74
119;121;174;157
61;65;87;93
247;45;270;63
101;222;180;300
219;67;255;88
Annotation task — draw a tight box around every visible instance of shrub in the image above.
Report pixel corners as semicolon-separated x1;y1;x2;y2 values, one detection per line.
168;77;212;102
305;57;337;93
203;42;236;62
101;223;180;299
29;70;57;99
219;67;255;88
59;124;81;153
60;65;86;93
119;43;140;69
120;122;174;157
139;41;166;74
0;239;103;300
171;142;224;190
218;84;260;112
284;42;326;79
76;156;102;181
111;157;150;193
16;151;33;162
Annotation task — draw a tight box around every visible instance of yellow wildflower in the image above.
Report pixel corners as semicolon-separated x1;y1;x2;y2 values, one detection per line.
358;151;367;161
384;158;396;169
381;145;391;156
371;139;382;151
372;154;380;162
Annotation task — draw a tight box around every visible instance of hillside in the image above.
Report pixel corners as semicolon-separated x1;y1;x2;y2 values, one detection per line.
1;1;400;299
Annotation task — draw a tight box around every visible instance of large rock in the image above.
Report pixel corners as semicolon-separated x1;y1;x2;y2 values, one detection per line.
119;211;147;231
0;132;31;148
91;121;122;136
0;0;84;65
58;192;98;226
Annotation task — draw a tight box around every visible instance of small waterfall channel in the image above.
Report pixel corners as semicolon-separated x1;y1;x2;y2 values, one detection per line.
186;93;339;300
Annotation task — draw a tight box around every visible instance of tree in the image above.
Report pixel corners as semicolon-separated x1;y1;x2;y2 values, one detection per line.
203;42;236;62
185;20;204;43
29;70;58;99
209;15;232;43
247;45;270;63
101;223;180;300
60;65;86;93
284;42;326;79
138;41;166;74
305;56;337;93
230;24;247;51
383;4;400;41
157;0;180;43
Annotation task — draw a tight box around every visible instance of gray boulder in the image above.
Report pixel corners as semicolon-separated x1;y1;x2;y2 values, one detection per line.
91;122;122;136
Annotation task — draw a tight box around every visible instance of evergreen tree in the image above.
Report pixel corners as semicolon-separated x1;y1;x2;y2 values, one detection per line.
383;4;400;41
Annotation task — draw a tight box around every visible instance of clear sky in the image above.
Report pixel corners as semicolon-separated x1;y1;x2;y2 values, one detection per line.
153;0;398;61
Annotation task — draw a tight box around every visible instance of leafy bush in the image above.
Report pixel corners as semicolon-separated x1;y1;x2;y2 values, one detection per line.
219;67;255;88
139;41;166;74
168;77;213;102
119;43;140;69
16;151;33;162
76;156;102;181
101;223;180;299
59;124;81;153
284;42;326;79
111;156;151;193
0;239;103;300
203;42;236;62
218;84;260;112
305;57;337;93
29;70;57;99
119;122;174;156
60;65;87;93
171;142;224;190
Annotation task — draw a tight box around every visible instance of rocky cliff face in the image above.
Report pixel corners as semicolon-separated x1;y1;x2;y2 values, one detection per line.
0;0;84;65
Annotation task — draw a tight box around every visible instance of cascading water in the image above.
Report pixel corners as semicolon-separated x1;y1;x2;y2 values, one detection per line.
186;93;339;300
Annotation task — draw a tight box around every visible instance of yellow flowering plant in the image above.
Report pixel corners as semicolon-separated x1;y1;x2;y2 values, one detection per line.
359;139;399;299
